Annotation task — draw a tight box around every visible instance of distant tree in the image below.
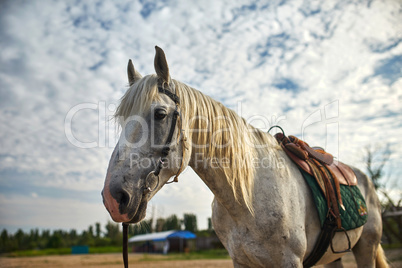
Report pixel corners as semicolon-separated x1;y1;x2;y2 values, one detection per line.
47;230;64;248
14;229;24;250
155;218;166;232
95;222;101;238
38;230;50;249
41;230;50;240
165;215;181;230
0;229;9;252
208;218;213;231
105;221;121;246
364;144;390;190
128;220;153;237
27;229;39;249
88;225;94;238
78;230;95;246
183;213;198;233
69;229;78;245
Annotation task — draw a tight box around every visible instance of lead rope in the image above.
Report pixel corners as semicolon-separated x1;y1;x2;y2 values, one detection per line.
122;223;129;268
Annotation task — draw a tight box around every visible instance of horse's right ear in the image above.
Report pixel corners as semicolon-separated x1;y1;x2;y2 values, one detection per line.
127;59;142;86
154;46;170;84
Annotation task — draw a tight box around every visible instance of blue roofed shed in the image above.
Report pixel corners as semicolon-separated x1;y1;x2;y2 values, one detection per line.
128;230;196;253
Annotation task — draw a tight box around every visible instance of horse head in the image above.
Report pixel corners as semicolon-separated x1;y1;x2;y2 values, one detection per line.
101;46;188;223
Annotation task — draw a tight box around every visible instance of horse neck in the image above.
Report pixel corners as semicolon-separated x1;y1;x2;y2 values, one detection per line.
188;151;249;218
184;96;273;216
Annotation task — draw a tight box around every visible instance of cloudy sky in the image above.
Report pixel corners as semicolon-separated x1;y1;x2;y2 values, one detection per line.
0;0;401;234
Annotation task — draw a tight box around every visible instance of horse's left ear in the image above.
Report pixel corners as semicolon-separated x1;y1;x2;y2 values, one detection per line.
127;59;142;86
154;46;170;84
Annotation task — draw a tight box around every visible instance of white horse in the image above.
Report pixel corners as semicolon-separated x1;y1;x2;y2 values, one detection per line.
102;46;388;267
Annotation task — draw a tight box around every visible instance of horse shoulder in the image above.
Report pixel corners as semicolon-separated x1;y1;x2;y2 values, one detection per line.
212;166;314;267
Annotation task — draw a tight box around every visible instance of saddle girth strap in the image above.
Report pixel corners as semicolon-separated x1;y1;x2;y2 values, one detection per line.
303;218;337;267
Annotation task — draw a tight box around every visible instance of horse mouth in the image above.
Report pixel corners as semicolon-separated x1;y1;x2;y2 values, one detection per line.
126;197;148;223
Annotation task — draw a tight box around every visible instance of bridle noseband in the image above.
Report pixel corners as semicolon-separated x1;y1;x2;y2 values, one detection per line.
123;82;186;268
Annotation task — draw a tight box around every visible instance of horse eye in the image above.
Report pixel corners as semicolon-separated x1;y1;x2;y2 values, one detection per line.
154;109;167;120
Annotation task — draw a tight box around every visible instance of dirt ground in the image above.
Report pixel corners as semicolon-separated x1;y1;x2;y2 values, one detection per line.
0;249;401;268
1;254;232;268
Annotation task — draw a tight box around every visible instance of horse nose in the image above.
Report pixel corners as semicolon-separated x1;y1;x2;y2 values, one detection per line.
102;174;131;222
112;187;131;214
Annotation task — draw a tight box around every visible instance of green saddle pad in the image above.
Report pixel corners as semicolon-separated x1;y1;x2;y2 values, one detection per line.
300;169;368;230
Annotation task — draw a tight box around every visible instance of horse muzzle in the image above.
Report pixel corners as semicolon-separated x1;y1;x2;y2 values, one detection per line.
102;168;159;223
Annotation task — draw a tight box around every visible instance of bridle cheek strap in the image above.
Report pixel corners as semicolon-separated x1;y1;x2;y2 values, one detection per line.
156;84;188;185
166;111;187;184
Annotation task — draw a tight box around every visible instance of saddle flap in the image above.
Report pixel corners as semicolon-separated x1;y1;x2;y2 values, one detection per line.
328;161;357;186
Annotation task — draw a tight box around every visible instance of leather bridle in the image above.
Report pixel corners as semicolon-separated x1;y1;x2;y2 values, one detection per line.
122;82;186;268
142;84;182;194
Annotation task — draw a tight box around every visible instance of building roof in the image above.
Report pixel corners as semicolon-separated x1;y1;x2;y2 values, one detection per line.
128;230;196;243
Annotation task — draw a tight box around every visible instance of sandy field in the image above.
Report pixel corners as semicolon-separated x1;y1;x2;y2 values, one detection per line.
0;249;401;268
1;253;232;268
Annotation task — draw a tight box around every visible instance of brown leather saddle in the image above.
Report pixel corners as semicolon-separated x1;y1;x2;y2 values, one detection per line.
274;132;357;228
272;130;358;267
277;133;356;186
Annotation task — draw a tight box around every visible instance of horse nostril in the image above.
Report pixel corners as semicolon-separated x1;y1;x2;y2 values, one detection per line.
116;190;130;214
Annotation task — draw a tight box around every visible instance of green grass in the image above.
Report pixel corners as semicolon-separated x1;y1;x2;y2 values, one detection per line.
4;246;123;257
89;246;122;254
5;248;72;257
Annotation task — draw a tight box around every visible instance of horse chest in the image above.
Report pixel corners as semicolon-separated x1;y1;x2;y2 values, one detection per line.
212;197;307;267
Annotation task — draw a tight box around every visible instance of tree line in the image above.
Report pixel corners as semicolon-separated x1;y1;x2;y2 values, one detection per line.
0;213;202;253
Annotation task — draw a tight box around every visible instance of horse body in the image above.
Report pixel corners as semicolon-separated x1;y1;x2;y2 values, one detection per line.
193;131;380;267
102;47;387;267
211;167;382;267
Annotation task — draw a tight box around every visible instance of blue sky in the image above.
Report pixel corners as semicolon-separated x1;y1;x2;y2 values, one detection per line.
0;0;401;234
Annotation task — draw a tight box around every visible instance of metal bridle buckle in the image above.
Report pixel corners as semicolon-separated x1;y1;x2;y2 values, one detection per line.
143;171;160;194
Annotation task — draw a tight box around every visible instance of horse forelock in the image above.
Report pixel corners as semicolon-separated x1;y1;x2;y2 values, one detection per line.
115;75;161;124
